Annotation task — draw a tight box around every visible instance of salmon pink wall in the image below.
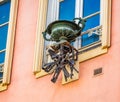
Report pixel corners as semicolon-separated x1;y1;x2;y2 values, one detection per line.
0;0;120;102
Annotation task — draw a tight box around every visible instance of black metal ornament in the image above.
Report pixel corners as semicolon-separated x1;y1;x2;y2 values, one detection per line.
42;18;86;83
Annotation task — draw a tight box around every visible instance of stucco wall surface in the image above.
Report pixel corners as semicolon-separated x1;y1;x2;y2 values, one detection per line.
0;0;120;102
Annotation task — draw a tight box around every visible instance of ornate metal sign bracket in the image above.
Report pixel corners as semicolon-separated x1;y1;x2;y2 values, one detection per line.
42;18;86;83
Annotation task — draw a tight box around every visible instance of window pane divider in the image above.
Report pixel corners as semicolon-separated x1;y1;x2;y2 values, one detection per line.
0;63;4;72
0;49;6;53
0;0;9;5
59;0;64;2
0;78;3;83
81;25;102;35
83;11;100;20
0;63;4;66
0;21;9;27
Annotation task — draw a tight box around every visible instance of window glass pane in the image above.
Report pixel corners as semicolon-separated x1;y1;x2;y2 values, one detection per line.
0;25;8;50
83;0;100;17
0;1;10;24
81;15;100;47
83;14;100;31
59;0;75;20
81;0;100;47
0;52;5;63
81;33;99;47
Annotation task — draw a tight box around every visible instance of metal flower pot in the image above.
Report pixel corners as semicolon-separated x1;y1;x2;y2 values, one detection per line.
42;18;86;43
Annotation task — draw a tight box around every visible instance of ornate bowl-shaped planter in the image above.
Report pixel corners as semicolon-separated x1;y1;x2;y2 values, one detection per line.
42;18;86;43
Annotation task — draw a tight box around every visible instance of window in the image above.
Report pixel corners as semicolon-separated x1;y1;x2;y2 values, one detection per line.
0;0;18;91
33;0;111;84
78;0;100;47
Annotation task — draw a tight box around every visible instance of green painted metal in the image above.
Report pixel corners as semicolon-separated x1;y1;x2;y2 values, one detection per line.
42;18;86;43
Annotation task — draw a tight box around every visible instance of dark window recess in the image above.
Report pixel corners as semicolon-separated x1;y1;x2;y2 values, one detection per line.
94;68;102;75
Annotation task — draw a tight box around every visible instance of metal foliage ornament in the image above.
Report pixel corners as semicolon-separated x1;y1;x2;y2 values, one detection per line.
42;18;86;83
